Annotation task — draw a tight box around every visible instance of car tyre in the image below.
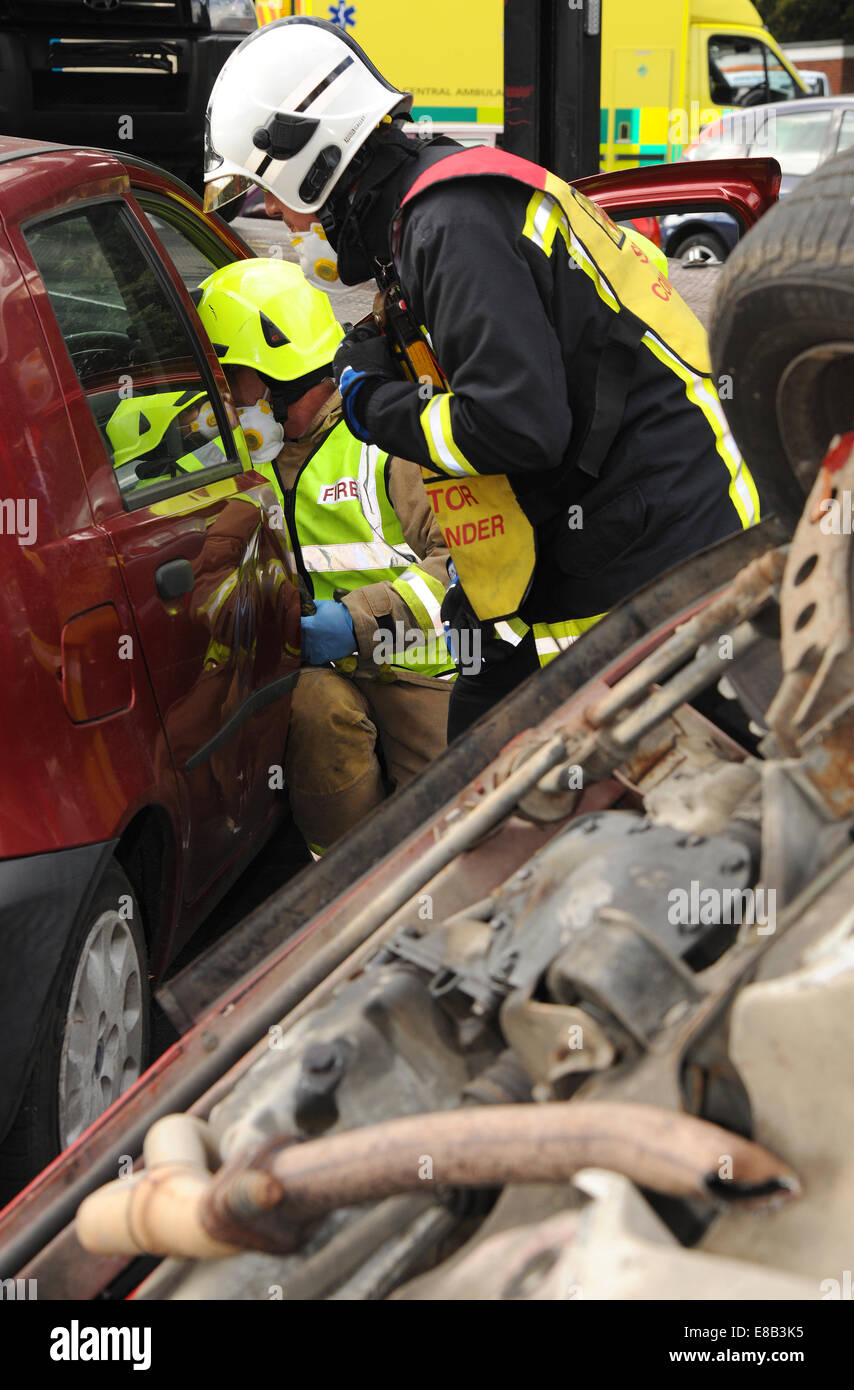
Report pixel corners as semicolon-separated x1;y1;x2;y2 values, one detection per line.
672;230;729;264
710;144;854;529
0;860;150;1203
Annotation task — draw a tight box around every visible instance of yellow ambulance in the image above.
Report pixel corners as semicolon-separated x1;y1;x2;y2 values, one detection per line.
600;0;807;171
254;1;804;172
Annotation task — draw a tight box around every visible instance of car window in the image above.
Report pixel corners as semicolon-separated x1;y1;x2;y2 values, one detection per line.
25;200;240;510
133;190;241;291
142;209;218;290
759;109;833;177
838;110;854;153
764;48;800;103
708;35;799;106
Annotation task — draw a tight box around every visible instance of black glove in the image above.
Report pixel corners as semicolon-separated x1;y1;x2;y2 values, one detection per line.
333;322;398;442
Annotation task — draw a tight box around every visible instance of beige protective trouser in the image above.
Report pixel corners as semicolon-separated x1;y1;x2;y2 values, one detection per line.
284;667;452;853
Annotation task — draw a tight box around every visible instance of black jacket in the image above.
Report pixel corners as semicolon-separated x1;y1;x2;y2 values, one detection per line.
344;137;753;624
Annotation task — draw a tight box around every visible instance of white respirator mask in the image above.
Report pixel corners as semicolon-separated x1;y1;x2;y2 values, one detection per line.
237;397;285;464
288;222;341;290
187;400;221;442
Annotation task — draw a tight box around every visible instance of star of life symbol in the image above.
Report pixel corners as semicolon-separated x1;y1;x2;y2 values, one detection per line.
328;3;357;30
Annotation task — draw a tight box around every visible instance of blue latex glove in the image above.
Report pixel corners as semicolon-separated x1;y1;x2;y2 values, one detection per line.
301;598;357;665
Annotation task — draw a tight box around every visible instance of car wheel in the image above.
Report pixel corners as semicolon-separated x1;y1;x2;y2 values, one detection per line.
709;144;854;530
673;231;729;265
0;861;150;1202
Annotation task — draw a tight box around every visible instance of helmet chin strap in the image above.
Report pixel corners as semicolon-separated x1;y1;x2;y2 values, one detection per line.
317;140;373;250
317;121;420;284
260;365;335;426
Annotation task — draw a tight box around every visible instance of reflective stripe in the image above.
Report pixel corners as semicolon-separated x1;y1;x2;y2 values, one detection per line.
294;540;417;573
523;190;561;252
494;617;529;646
532;615;607;668
524;192;621;311
290;419;456;678
522;191;758;532
420;393;478;477
642;334;759;530
396;567;445;636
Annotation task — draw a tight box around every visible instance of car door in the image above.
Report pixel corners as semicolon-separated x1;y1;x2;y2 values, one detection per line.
12;192;300;910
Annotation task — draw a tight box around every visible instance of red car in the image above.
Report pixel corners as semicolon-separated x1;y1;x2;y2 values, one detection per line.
0;135;300;1196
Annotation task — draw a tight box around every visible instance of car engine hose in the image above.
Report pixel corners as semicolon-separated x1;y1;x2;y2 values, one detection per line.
199;1102;800;1254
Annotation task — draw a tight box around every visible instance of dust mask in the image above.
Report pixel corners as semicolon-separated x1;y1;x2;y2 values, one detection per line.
237;398;284;464
187;400;220;442
289;223;341;290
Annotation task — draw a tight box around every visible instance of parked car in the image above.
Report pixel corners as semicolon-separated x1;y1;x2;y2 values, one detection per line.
0;0;255;191
0;134;301;1198
683;95;854;193
657;97;854;263
659;209;739;264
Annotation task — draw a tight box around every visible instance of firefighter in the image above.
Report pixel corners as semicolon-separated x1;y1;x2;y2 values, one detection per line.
203;17;760;736
195;258;455;855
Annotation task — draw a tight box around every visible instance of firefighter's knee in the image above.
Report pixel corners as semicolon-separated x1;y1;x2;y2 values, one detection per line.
285;667;379;797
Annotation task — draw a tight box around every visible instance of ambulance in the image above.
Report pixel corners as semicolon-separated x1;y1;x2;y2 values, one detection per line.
600;0;807;171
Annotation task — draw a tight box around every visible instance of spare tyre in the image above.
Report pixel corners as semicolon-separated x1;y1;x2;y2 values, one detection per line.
709;145;854;530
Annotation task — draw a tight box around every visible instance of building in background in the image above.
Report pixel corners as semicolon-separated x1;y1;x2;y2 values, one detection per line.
781;41;854;95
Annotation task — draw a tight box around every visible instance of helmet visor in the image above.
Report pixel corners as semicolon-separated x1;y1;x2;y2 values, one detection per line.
203;173;256;214
203;109;256;212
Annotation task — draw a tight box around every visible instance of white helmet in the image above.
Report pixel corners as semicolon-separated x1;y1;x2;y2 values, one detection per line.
203;16;411;216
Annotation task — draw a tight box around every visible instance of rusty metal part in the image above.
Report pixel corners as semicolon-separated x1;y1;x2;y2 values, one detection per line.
198;1103;799;1254
567;622;762;795
772;445;854;733
133;1193;439;1302
524;654;758;820
532;607;771;807
589;548;786;730
765;441;854;816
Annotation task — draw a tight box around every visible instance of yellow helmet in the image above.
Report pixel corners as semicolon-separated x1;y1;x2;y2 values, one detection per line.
195;259;344;385
106;389;206;468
